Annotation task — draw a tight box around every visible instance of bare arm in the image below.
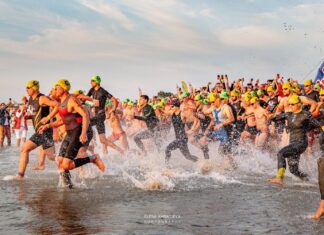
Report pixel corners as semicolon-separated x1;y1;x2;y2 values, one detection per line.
39;96;59;122
69;97;89;137
222;106;235;126
189;117;200;132
110;96;118;112
275;98;285;114
300;96;317;113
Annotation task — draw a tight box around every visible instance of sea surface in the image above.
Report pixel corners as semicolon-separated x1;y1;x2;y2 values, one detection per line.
1;132;324;235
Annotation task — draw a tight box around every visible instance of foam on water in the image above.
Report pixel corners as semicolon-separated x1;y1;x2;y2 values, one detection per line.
1;125;322;193
2;175;17;181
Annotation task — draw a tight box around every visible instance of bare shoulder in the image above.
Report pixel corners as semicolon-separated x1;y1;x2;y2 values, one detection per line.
69;95;82;106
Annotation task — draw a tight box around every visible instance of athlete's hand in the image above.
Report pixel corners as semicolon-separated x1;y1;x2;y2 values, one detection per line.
109;109;116;115
214;124;223;130
80;133;87;144
38;125;47;134
93;99;100;107
21;96;27;104
40;116;49;125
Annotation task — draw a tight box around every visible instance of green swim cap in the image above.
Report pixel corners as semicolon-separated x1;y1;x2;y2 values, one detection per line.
161;98;168;104
105;99;113;107
250;91;257;97
315;84;321;90
153;103;162;109
194;94;203;101
181;92;190;98
123;98;130;103
202;99;209;105
257;89;264;96
220;90;230;100
91;75;101;84
127;101;135;106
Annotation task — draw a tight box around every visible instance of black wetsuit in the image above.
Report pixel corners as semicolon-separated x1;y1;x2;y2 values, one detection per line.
134;104;161;153
228;103;240;147
197;113;211;159
231;101;245;133
267;96;279;113
27;93;54;149
316;104;324;199
317;105;324;152
165;112;198;162
58;96;85;161
87;87;113;134
267;96;285;134
273;110;322;179
305;90;319;102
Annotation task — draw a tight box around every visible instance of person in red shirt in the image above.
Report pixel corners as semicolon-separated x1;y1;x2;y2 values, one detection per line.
13;104;28;147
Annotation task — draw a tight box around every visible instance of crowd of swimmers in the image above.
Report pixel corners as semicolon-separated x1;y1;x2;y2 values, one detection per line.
3;74;324;219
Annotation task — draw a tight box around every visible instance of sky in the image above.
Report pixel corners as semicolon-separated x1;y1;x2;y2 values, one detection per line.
1;0;324;102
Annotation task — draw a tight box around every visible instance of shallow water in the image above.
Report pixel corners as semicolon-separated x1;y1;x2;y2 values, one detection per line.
1;136;324;234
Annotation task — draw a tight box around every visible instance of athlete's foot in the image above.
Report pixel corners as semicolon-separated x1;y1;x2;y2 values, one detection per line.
31;165;45;170
14;175;24;180
92;154;105;172
311;201;324;219
267;178;283;186
60;171;73;189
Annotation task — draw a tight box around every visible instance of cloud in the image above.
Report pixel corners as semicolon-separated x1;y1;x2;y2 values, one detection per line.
1;1;324;102
219;26;284;48
0;21;130;60
79;0;134;30
199;8;217;19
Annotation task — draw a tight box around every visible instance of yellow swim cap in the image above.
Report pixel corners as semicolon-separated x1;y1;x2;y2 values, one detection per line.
267;86;274;92
230;89;240;97
244;97;250;102
56;79;71;92
320;89;324;96
304;80;312;86
73;90;84;95
282;82;292;90
26;80;39;91
207;93;218;103
250;97;259;104
288;94;301;105
244;92;252;100
292;85;301;94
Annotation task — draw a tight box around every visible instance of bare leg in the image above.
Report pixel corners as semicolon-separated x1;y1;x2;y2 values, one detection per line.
311;158;324;219
99;134;124;154
15;140;38;179
44;146;56;161
120;134;129;150
0;125;4;148
32;147;45;170
256;132;268;149
16;138;21;148
102;143;108;155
